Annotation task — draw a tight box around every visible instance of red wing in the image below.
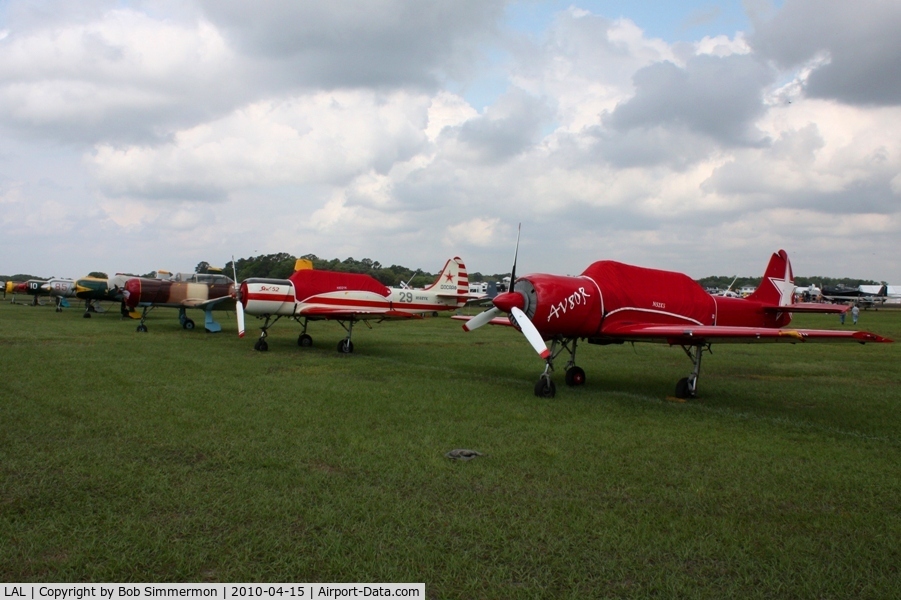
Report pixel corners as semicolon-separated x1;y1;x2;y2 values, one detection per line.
599;323;892;345
298;306;421;319
184;296;236;310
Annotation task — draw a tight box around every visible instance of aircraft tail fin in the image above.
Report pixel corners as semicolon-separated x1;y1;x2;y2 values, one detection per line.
747;249;795;306
424;257;470;305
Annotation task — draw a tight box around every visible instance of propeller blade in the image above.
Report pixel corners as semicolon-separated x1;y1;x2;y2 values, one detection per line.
510;306;550;359
509;222;521;292
236;299;246;338
461;306;501;332
231;256;246;338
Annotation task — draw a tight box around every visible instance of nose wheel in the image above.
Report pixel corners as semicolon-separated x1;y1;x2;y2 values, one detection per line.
534;376;556;398
252;314;282;351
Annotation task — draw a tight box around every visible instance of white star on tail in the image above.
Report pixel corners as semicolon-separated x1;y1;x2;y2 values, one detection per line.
768;255;795;306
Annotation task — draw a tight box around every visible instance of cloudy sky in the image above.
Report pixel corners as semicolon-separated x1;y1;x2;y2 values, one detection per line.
2;0;899;283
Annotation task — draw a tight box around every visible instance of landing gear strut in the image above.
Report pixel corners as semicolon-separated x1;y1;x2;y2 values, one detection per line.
297;318;313;347
178;308;195;330
675;344;710;399
253;314;283;351
136;306;154;332
533;337;584;398
335;319;365;354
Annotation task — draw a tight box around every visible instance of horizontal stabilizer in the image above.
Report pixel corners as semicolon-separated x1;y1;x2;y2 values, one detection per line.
764;303;849;314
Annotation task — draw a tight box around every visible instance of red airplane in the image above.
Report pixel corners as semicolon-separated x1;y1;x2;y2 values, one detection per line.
124;272;235;332
236;257;472;353
457;239;892;399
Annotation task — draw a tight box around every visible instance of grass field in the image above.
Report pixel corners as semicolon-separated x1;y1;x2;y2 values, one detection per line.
1;300;899;597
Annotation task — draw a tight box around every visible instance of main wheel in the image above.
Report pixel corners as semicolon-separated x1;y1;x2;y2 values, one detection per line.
534;378;556;398
83;313;91;319
298;334;313;347
337;339;354;354
675;377;694;399
565;366;586;386
183;319;195;330
136;324;148;333
254;339;269;351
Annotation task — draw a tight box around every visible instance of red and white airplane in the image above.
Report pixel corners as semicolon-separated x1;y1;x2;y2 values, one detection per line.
457;235;892;399
236;257;471;353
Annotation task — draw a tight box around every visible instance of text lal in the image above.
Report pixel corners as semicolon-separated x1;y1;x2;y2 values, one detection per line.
5;589;25;597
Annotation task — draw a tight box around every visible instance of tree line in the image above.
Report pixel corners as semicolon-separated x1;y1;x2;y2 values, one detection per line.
2;260;886;290
215;253;512;288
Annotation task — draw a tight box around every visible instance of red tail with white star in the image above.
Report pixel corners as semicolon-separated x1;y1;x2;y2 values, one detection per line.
747;249;796;307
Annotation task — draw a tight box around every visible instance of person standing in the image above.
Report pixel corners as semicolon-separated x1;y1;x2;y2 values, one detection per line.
852;304;860;325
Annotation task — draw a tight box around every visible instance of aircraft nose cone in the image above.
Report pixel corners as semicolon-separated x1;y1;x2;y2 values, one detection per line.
124;279;141;308
238;281;249;308
493;291;525;313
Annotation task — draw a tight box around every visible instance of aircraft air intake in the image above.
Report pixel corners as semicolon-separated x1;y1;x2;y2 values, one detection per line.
240;278;298;316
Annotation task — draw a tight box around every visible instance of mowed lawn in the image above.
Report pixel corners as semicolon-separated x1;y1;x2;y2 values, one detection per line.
1;299;899;598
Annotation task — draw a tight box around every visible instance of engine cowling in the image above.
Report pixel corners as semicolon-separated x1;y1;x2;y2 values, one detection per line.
240;278;298;316
510;274;603;338
124;278;172;308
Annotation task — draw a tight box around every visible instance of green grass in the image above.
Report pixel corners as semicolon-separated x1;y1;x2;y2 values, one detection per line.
1;301;900;598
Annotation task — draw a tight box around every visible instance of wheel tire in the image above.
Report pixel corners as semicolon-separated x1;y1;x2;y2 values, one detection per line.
183;319;195;330
675;377;692;399
298;334;313;347
565;366;586;386
136;324;148;333
337;339;354;354
83;313;91;319
534;378;557;398
254;339;269;352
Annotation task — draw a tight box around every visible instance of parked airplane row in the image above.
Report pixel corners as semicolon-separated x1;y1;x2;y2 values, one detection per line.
4;232;893;399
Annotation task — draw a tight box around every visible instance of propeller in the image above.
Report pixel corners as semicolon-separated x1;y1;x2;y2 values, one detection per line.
232;255;245;338
464;223;521;333
462;224;550;359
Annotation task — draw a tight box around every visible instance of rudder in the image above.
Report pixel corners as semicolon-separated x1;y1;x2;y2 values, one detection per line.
747;249;795;306
424;257;470;306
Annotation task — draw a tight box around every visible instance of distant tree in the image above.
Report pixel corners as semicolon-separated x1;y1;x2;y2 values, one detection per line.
226;253;297;281
8;273;47;281
195;261;211;274
88;271;108;279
